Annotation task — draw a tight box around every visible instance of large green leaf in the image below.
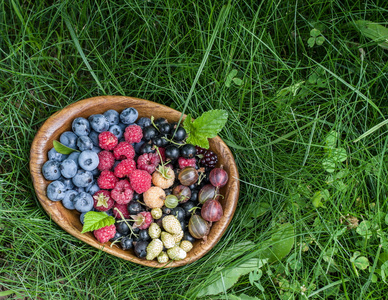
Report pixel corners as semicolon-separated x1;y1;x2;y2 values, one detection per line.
258;223;295;263
354;20;388;49
197;258;267;297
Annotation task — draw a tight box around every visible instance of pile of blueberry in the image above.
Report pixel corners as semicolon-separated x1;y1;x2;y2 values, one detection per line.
42;107;226;262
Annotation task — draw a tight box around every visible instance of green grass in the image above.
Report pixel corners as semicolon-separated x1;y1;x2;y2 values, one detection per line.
1;0;388;299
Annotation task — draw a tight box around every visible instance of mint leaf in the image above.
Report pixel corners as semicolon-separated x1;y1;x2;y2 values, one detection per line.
184;110;228;148
53;140;78;155
81;211;115;233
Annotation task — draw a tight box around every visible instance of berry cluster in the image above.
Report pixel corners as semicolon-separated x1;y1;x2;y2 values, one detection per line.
43;108;228;263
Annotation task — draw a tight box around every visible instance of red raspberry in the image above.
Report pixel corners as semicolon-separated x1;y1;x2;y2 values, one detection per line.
131;211;153;230
97;170;118;189
113;203;130;219
137;153;160;174
93;190;114;211
97;151;115;171
111;180;134;204
113;142;135;160
158;147;166;162
129;169;152;194
94;224;116;243
124;124;143;143
99;131;118;150
178;157;196;169
114;159;136;178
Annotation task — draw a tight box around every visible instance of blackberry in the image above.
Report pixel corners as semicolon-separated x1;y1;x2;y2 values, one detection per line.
180;144;196;159
195;146;207;155
200;150;218;168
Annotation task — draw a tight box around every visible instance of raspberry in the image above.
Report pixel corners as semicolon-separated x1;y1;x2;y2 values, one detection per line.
200;150;218;168
99;131;118;150
97;150;115;171
113;203;130;219
152;167;175;189
97;170;118;189
114;159;136;178
129;169;152;194
93;190;114;211
111;180;134;204
137;153;161;174
94;224;116;243
113;142;135;160
143;186;166;208
131;211;153;230
178;157;196;169
124;124;143;143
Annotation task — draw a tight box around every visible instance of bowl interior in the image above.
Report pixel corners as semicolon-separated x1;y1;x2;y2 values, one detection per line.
30;95;239;267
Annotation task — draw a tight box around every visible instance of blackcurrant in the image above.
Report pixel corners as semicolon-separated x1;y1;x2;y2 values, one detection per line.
154;118;168;128
138;229;150;241
171;127;186;142
142;126;158;141
152;136;165;147
128;201;143;215
134;240;149;258
121;236;134;250
140;143;155;154
180;144;196;158
116;221;130;235
159;123;171;134
165;145;180;160
171;207;186;221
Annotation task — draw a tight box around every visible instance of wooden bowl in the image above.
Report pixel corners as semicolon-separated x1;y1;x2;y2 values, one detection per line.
29;96;239;268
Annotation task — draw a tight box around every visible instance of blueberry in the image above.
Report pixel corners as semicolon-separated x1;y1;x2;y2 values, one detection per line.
77;136;94;151
46;180;66;201
180;144;196;158
134;240;148;258
134;141;145;154
72;117;90;137
80;212;87;224
60;159;78;179
88;114;110;133
116;221;130;235
86;183;100;195
88;130;100;146
142;126;157;142
90;168;100;177
104;109;120;126
78;150;99;171
67;152;81;167
60;131;78;149
138;229;150;241
120;107;138;124
74;186;85;193
62;190;78;209
73;192;94;212
105;209;114;217
72;170;94;187
136;117;151;128
48;148;68;162
121;236;134;250
109;124;124;139
42;160;61;181
58;177;75;190
91;146;102;154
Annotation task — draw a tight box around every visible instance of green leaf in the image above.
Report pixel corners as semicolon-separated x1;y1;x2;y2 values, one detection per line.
53;140;78;155
259;223;294;263
310;28;321;37
197;258;266;297
232;77;244;86
81;211;115;233
324;131;339;150
225;69;238;87
228;294;262;300
276;81;305;97
354;256;369;270
322;157;336;173
185;110;228;148
356;221;372;239
331;148;347;162
312;189;329;208
307;37;316;47
316;36;325;45
354;20;388;49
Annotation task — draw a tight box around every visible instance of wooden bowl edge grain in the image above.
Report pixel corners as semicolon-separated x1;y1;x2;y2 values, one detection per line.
29;95;240;268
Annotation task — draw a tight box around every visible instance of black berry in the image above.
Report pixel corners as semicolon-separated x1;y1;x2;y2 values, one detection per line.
180;144;196;158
